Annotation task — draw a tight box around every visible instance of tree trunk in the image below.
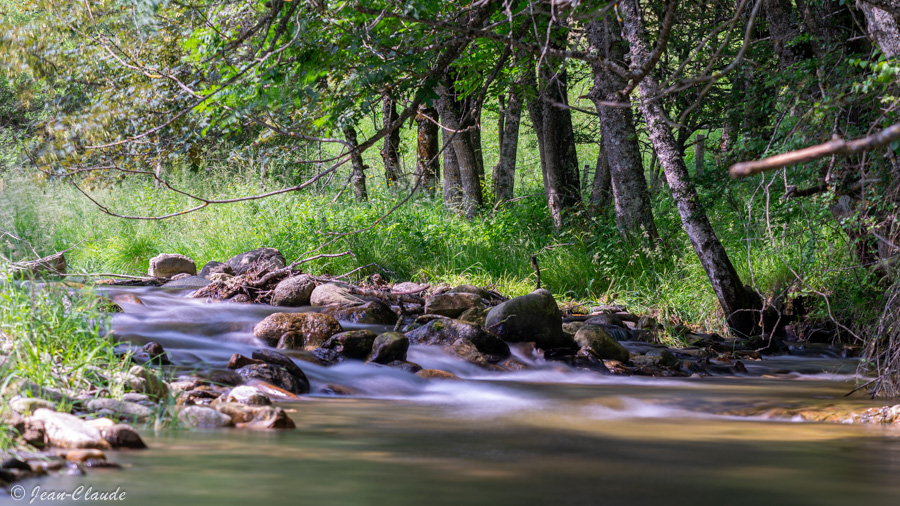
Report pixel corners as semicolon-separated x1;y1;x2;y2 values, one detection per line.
586;18;658;240
590;139;612;210
381;93;402;186
415;105;440;194
442;127;463;210
763;0;811;67
857;0;900;58
436;82;483;218
620;0;760;336
694;135;706;178
343;126;368;203
493;87;523;203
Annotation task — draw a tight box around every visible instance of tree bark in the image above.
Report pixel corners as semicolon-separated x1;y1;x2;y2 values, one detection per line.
381;93;402;186
415;105;440;194
442;127;463;210
763;0;811;67
857;0;900;58
620;0;760;336
493;87;523;203
343;126;368;202
586;18;658;240
590;139;612;210
436;81;483;218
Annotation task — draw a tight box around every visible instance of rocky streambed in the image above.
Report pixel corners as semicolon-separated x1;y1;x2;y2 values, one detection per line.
4;247;900;500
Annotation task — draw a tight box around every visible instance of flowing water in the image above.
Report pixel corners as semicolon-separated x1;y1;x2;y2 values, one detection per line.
13;287;900;505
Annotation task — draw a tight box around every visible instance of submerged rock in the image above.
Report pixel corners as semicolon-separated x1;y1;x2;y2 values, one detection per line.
416;369;460;380
367;332;409;364
253;312;343;349
148;254;196;279
271;274;316;307
32;409;110;449
226;247;286;275
162;275;211;289
406;319;509;359
485;289;575;350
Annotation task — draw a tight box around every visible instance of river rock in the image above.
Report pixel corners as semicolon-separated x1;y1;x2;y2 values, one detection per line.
310;283;363;307
162;275;211;289
585;313;626;328
224;386;271;406
179;406;234;428
320;300;397;325
574;326;630;363
115;366;170;400
250;349;311;379
424;292;485;318
148;253;196;278
10;396;56;415
416;369;460;380
226;247;286;275
383;360;423;374
235;363;310;395
447;284;493;299
199;261;234;278
228;354;265;369
86;399;153;421
253;312;343;349
32;409;111;449
102;423;147;449
132;341;171;366
485;289;575;350
458;307;489;327
448;338;492;367
572;346;612;373
321;330;378;360
367;332;409;364
215;403;296;429
392;282;428;294
406;319;509;359
271;274;316;307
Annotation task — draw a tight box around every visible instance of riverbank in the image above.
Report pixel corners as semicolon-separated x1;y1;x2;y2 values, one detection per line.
3;243;898;492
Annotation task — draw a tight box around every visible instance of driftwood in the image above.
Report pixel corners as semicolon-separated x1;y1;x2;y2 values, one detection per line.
10;252;67;279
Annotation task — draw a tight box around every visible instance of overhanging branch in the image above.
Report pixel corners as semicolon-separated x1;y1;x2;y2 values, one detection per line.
729;123;900;178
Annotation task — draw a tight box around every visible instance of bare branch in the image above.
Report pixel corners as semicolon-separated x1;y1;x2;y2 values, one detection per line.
730;123;900;178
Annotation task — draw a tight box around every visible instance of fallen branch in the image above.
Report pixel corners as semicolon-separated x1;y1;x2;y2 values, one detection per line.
730;123;900;178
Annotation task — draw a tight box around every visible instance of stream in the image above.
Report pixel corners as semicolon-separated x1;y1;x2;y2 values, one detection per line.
13;286;900;505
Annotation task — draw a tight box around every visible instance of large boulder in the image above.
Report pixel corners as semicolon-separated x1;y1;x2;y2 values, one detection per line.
320;300;397;325
148;254;196;279
367;332;409;364
32;409;111;449
226;247;286;275
235;363;310;395
424;292;485;318
574;326;630;363
270;275;316;307
310;283;363;307
406;319;509;359
253;312;343;349
485;289;575;350
321;330;378;360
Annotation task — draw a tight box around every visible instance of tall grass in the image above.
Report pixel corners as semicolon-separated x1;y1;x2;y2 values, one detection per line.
0;162;872;337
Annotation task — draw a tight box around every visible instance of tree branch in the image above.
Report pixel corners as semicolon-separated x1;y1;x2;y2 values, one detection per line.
730;123;900;178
